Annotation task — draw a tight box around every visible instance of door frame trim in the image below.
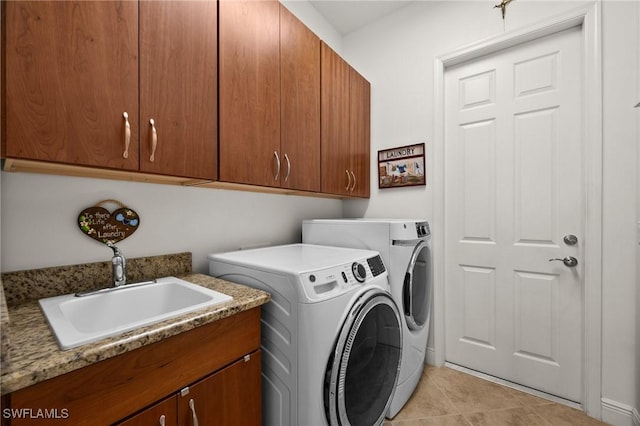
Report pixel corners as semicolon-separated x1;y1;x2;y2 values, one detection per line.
432;2;603;418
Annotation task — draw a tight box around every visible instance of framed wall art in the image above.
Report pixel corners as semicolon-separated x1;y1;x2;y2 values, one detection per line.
378;143;426;189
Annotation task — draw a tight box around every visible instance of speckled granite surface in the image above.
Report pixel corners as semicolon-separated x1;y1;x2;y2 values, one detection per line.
0;283;9;368
0;263;269;395
1;252;192;307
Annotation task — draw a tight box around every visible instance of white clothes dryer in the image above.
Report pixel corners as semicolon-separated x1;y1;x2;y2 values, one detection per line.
303;220;432;419
208;244;402;426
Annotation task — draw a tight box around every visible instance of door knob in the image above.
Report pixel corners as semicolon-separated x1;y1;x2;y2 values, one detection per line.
549;256;578;267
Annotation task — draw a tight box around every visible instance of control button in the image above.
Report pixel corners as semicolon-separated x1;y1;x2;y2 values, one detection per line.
309;274;316;283
341;272;348;283
352;262;366;283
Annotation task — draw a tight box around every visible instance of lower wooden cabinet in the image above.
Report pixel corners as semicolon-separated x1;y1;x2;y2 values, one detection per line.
116;351;261;426
6;308;262;426
115;395;178;426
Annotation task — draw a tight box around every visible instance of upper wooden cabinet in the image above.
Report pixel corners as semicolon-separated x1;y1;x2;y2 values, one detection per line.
3;1;368;197
139;1;217;180
279;5;321;192
321;42;371;198
218;0;281;187
349;68;371;198
3;1;218;180
219;1;321;192
4;1;140;170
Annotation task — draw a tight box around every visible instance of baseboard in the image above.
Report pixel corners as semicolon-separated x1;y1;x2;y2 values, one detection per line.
425;346;437;366
601;398;639;426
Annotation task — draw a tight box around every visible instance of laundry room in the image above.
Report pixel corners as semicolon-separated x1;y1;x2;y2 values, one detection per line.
1;0;638;425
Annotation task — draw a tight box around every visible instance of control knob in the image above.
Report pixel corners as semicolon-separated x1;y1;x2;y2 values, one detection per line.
352;262;367;283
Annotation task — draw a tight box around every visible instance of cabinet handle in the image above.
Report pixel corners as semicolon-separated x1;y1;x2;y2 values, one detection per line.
149;119;158;162
188;399;200;426
350;171;357;192
159;414;166;426
273;151;281;181
345;170;352;191
122;112;131;159
283;153;291;182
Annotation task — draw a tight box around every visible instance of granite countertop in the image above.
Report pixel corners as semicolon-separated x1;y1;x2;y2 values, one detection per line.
0;255;270;395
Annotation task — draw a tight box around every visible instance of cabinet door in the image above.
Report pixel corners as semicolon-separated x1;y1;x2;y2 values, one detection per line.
280;5;320;192
139;1;217;180
4;1;139;170
320;42;351;196
219;0;281;187
178;351;262;426
115;395;177;426
349;68;371;198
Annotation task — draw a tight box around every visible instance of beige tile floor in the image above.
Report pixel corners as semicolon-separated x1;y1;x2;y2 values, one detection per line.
385;366;609;426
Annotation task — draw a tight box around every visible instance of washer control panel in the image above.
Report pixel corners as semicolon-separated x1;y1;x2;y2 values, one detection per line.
416;221;430;238
300;255;388;302
367;255;386;276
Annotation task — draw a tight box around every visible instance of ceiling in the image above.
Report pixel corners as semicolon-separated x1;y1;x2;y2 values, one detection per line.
308;0;414;35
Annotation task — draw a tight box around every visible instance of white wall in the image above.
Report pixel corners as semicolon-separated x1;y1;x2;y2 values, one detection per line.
0;173;342;273
600;3;639;424
334;0;638;424
280;0;343;53
634;2;640;426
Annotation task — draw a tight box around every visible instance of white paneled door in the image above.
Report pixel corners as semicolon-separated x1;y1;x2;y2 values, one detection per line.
444;26;583;402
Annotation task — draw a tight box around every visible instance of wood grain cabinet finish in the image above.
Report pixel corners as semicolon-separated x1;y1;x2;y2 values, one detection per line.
320;43;371;198
4;1;369;197
177;351;261;426
4;0;218;180
116;395;178;426
349;68;371;198
3;1;140;170
139;1;218;180
7;308;261;426
219;1;321;192
116;351;261;426
279;5;321;192
218;0;281;187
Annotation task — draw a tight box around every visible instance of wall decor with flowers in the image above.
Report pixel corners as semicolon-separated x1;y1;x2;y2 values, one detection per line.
77;199;140;245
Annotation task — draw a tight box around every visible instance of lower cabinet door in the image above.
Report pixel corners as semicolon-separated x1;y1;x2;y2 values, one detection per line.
178;350;262;426
115;395;178;426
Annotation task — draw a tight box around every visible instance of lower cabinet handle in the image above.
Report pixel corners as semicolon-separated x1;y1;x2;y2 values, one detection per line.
149;119;158;162
345;170;352;191
159;414;166;426
188;399;200;426
350;170;357;192
284;153;291;182
122;112;131;159
273;151;281;181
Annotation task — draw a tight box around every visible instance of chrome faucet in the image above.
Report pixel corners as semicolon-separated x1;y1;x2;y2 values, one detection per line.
106;242;127;287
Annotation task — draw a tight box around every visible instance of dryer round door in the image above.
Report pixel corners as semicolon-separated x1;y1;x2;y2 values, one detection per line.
402;240;432;331
324;289;402;426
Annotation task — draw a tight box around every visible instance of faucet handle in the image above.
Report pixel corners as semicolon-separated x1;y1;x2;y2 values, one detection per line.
106;242;127;286
106;241;123;256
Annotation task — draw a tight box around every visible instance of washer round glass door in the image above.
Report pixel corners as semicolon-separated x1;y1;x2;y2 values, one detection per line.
325;289;402;425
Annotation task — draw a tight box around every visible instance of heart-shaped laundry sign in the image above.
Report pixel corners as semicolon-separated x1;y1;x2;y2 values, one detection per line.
78;200;140;244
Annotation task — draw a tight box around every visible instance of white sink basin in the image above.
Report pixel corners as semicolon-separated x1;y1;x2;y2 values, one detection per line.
39;277;233;350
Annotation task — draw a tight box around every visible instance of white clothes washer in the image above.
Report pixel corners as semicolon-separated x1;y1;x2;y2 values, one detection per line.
208;244;402;426
303;220;432;419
